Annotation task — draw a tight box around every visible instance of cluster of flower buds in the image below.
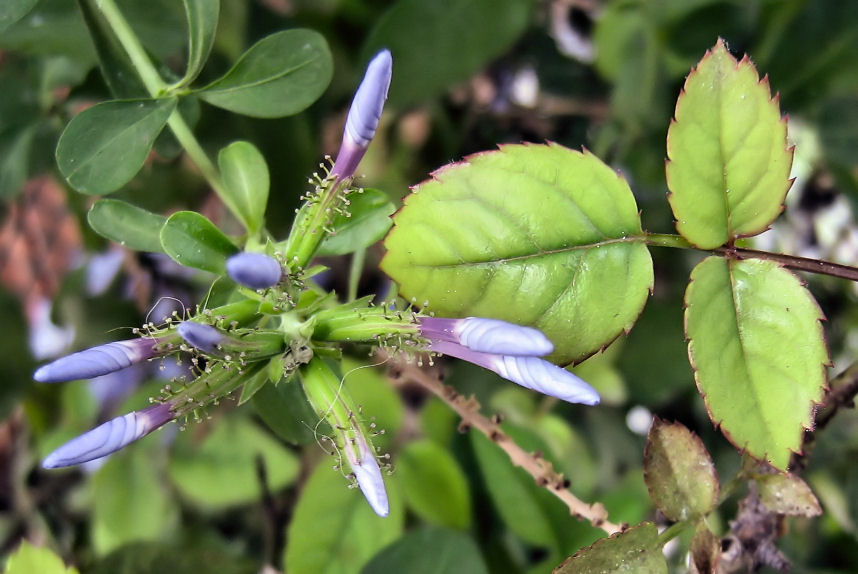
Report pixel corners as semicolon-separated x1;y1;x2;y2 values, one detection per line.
35;47;602;521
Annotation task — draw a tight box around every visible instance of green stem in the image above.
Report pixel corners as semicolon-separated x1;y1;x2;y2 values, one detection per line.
644;232;858;282
657;520;692;546
95;0;230;206
348;248;365;303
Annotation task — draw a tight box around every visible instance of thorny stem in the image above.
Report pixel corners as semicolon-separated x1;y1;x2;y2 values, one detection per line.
645;232;858;282
391;360;622;535
95;0;232;215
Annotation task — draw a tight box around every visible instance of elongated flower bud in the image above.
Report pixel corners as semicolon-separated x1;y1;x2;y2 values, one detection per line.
331;50;393;179
34;338;158;383
226;252;282;289
431;341;600;405
177;322;224;354
419;317;554;356
42;403;173;468
346;432;389;517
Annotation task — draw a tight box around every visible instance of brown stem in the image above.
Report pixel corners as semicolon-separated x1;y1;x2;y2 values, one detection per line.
390;361;622;535
724;246;858;282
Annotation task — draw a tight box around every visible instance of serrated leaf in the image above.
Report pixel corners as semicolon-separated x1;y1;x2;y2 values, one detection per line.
88;199;166;253
756;473;822;517
168;416;299;510
217;140;269;234
0;0;37;33
178;0;219;87
4;541;78;574
363;0;530;108
643;419;718;521
666;39;793;249
396;439;471;529
553;522;666;574
685;257;828;470
381;143;653;365
317;188;395;256
160;211;238;273
197;29;332;118
56;98;177;195
361;526;488;574
284;459;404;574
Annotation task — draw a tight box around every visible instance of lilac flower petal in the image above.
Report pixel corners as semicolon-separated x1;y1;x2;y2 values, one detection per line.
419;316;554;356
42;403;173;468
177;322;224;354
346;433;389;517
331;50;393;179
226;252;282;289
431;341;600;405
34;338;157;383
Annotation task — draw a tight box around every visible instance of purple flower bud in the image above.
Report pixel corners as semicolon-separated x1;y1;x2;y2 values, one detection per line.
331;50;393;179
42;403;173;468
177;322;224;354
431;341;600;405
34;338;158;383
226;252;282;289
419;316;554;356
346;433;389;517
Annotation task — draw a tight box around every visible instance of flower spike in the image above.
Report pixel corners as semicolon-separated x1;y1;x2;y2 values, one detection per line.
42;403;174;468
34;338;158;383
331;50;393;179
226;252;282;289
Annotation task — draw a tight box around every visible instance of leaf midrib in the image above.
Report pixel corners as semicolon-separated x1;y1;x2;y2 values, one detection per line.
406;235;646;268
204;57;318;95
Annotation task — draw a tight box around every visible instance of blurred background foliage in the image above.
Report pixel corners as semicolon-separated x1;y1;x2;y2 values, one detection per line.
1;0;858;572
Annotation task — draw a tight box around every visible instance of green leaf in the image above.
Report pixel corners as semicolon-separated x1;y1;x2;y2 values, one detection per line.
381;143;653;365
217;141;269;234
643;419;718;521
4;541;78;574
56;98;177;195
0;0;37;33
364;0;531;108
756;473;822;517
77;0;146;99
197;29;332;118
252;377;319;445
178;0;219;87
92;448;178;556
0;124;36;199
160;211;238;273
396;440;472;529
666;39;793;248
168;416;299;510
237;363;271;405
318;188;396;256
361;526;488;574
284;459;404;574
470;431;556;547
684;257;828;470
91;542;255;574
88;199;166;253
553;522;666;574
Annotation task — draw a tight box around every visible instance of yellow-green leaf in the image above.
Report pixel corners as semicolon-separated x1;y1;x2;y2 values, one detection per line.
684;257;828;469
381;143;653;365
666;39;793;248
